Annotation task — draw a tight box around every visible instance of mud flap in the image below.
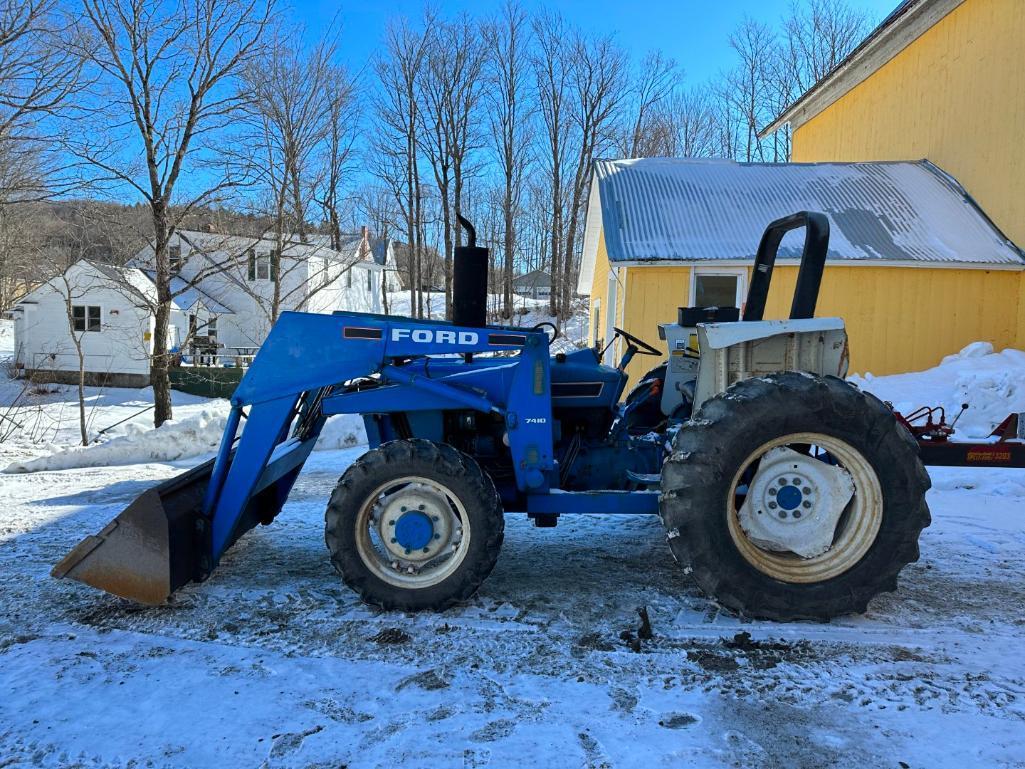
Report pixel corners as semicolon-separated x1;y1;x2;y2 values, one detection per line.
51;458;213;605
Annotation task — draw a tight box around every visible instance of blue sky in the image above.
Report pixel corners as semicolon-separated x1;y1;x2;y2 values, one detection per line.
292;0;899;83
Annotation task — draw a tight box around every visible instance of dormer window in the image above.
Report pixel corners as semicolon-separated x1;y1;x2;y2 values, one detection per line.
169;244;182;274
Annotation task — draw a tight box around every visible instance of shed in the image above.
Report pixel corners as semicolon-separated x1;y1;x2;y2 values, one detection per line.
512;270;552;299
580;157;1025;381
10;260;173;387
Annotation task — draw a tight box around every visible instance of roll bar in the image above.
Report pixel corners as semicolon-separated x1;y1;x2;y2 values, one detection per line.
742;211;830;322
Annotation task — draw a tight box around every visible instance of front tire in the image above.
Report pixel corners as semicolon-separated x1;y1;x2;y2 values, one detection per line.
325;439;504;611
660;373;930;621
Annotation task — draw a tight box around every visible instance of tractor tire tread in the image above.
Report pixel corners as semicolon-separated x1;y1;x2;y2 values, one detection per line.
660;371;930;622
325;439;504;612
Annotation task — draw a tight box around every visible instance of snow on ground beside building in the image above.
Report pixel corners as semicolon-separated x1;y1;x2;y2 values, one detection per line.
850;342;1025;438
1;450;1024;766
1;316;1024;766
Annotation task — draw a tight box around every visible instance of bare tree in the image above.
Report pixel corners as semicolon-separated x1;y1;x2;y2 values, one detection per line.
65;0;271;427
764;0;869;159
418;14;486;318
484;0;532;319
0;0;81;308
561;31;628;317
0;0;80;200
531;10;572;319
316;63;359;253
357;185;400;314
372;17;430;317
727;18;776;163
235;22;357;324
623;50;680;158
657;86;717;158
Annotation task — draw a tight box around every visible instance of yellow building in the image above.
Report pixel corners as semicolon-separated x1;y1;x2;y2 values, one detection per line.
579;158;1024;385
761;0;1025;363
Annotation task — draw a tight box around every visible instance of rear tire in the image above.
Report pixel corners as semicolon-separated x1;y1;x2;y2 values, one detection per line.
660;372;930;621
325;439;504;611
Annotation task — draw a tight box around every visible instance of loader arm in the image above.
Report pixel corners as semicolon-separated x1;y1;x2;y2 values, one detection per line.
53;310;552;605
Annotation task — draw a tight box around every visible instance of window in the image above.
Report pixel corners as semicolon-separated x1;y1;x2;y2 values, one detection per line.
73;305;102;332
206;315;218;340
592;298;601;348
346;269;352;289
169;244;182;273
366;268;373;292
248;249;270;281
692;270;744;309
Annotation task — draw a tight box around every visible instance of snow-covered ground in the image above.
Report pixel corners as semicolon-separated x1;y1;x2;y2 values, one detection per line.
2;320;1024;767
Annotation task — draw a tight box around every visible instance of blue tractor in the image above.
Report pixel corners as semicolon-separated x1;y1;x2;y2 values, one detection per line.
54;213;930;621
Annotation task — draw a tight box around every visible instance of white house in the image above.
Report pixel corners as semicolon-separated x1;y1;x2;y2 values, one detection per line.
12;227;401;385
131;227;401;352
10;260;163;386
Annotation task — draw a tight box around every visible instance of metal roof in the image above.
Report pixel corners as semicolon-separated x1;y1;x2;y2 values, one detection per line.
579;158;1023;291
138;269;236;315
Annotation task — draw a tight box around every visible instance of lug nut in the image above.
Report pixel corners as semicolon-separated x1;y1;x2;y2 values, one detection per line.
793;511;802;519
431;515;439;522
388;520;396;526
419;504;425;511
792;478;801;485
400;506;407;512
769;487;778;495
802;487;811;495
422;547;430;553
802;501;811;509
404;548;411;555
777;511;787;519
390;537;397;543
768;501;778;509
434;533;441;539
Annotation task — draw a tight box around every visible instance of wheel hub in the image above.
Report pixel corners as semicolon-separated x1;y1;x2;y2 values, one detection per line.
738;446;855;558
375;482;457;563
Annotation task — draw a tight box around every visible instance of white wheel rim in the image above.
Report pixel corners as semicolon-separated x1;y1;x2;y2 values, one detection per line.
354;475;471;589
727;432;883;584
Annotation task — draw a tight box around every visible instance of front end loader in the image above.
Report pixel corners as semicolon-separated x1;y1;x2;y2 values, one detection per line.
54;212;930;621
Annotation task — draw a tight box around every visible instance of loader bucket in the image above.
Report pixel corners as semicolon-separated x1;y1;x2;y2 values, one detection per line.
51;458;212;605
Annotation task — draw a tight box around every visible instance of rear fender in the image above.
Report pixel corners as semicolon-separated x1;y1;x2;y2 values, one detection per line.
692;318;849;412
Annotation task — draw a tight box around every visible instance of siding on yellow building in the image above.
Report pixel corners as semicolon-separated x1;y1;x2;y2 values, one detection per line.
781;0;1025;350
791;0;1025;249
589;259;1022;386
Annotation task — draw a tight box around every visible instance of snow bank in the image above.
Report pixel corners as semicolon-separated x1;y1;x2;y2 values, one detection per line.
3;406;368;474
851;342;1025;439
315;413;367;450
4;407;230;473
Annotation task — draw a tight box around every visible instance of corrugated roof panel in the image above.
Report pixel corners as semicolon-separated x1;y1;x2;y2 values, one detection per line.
590;158;1024;266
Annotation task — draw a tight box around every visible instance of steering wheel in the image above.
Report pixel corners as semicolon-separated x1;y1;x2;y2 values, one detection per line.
613;326;661;356
532;321;560;344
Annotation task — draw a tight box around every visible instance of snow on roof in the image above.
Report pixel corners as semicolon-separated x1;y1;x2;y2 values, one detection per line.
177;229;357;262
578;158;1024;291
137;270;235;315
85;261;158;305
